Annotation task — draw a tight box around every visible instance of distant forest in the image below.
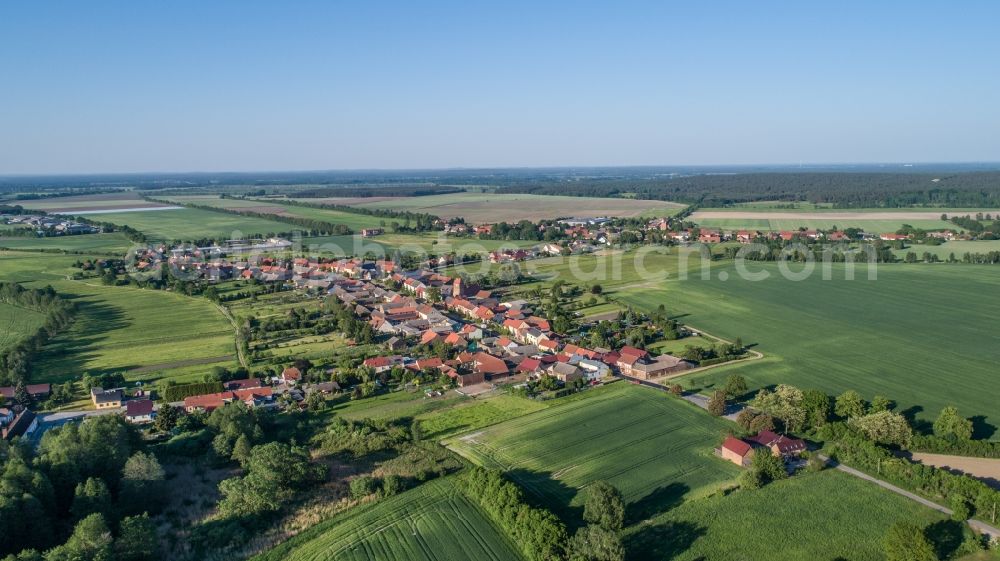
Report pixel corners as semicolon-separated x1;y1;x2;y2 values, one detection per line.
3;166;1000;208
494;171;1000;208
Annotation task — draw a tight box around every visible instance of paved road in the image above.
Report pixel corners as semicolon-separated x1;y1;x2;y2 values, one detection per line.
616;373;745;421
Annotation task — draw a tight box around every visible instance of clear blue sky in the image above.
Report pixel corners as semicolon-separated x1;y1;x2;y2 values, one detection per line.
2;0;998;173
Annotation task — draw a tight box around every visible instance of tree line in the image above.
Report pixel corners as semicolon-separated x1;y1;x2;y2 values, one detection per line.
0;283;77;387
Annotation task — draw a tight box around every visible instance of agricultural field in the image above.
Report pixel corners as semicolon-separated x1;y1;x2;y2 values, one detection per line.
286;192;684;223
15;191;175;213
457;248;1000;433
0;251;238;385
629;469;947;561
74;207;294;242
623;261;1000;434
446;383;740;520
0;233;135;253
0;301;46;353
157;195;387;230
891;240;1000;260
253;477;524;561
689;207;997;232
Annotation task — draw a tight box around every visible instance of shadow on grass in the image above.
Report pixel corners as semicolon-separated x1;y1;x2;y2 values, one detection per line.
925;519;971;560
626;482;689;525
970;415;997;440
625;520;706;561
506;468;585;530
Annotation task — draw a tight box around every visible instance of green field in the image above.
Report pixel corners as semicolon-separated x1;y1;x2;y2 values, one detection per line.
688;207;990;232
253;477;524;561
0;251;238;385
621;261;1000;434
629;469;946;561
454;249;1000;433
446;384;739;519
892;240;1000;260
75;207;295;242
160;195;387;230
0;301;46;353
287;192;684;223
0;233;134;253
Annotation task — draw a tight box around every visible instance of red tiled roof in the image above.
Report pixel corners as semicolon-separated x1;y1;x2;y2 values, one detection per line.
281;367;302;380
125;400;154;417
722;436;752;457
516;358;541;373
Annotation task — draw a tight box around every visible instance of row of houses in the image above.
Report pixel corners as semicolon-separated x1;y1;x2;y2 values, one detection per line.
661;226;958;245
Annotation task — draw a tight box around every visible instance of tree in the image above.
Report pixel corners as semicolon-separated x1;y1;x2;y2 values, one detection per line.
231;434;253;467
58;513;114;561
305;390;326;411
13;381;31;408
736;409;756;431
120;451;166;513
749;449;787;485
152;404;179;432
723;375;747;399
116;513;158;561
583;481;625;531
350;476;376;500
590;284;603;295
849;411;912;446
749;413;775;433
933;406;973;441
870;395;893;413
751;385;805;431
568;525;624;561
883;521;937;561
951;494;971;522
835;390;866;419
71;477;112;523
707;390;727;417
801;389;831;429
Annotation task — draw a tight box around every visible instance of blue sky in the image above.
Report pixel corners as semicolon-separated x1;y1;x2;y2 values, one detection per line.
1;1;998;173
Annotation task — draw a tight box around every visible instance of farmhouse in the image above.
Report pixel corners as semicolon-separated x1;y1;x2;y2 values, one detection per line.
629;354;692;379
749;430;807;457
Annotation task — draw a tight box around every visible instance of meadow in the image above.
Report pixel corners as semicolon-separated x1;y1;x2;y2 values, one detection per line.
623;261;1000;434
158;195;387;230
687;206;996;232
15;191;172;212
252;477;524;561
0;251;238;385
446;383;740;521
0;301;46;353
892;240;1000;260
0;233;135;254
628;469;947;561
286;192;684;223
74;207;295;242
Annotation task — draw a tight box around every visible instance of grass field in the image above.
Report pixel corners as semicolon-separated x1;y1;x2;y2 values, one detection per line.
0;251;238;385
623;261;1000;435
0;233;135;253
892;240;1000;260
159;195;387;230
446;383;739;521
628;469;946;561
253;477;524;561
75;207;296;242
16;191;173;212
286;192;684;223
0;301;46;353
689;207;993;232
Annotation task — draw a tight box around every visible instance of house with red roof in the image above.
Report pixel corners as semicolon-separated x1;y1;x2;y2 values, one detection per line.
749;430;807;458
718;436;754;466
281;367;302;384
125;400;155;424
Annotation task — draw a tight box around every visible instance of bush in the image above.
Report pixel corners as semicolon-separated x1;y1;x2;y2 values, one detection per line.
350;476;377;500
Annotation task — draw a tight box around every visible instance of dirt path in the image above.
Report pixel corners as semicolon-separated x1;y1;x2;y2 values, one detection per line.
216;303;247;368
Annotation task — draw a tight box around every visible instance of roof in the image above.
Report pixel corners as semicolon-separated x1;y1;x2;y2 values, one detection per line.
224;378;262;391
473;352;509;375
0;384;51;399
516;358;541;373
125;400;155;417
619;346;649;359
721;436;753;457
281;367;302;380
749;430;807;453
